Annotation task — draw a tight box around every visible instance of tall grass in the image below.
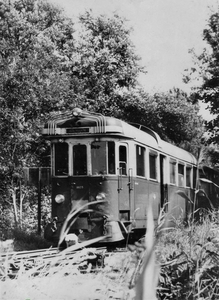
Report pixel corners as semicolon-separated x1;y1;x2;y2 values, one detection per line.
134;203;159;300
156;210;219;300
1;199;219;300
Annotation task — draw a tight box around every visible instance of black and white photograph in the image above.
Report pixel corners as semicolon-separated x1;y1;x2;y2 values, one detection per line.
1;0;219;299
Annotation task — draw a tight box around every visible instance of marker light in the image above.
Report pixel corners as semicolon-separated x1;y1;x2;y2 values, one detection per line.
55;194;65;204
72;107;82;117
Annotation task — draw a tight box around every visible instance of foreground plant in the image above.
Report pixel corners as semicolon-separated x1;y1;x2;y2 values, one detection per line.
157;211;219;300
58;199;107;248
133;203;159;300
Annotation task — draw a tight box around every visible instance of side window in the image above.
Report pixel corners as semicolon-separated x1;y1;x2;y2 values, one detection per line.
136;145;145;177
178;163;185;187
170;159;176;184
149;151;157;180
193;167;197;189
119;145;127;175
186;166;192;187
73;144;87;175
108;141;115;174
54;142;68;176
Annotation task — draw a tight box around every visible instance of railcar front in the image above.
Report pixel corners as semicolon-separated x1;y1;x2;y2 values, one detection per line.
42;108;131;244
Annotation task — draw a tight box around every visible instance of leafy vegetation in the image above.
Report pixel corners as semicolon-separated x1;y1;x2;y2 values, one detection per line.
0;1;219;299
0;0;207;244
0;0;205;174
184;6;219;161
1;207;219;300
157;213;219;300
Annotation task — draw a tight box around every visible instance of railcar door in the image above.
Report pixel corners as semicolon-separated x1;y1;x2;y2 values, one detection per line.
117;143;132;222
160;154;168;210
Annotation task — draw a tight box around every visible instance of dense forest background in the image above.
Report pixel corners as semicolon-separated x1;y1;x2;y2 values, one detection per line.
0;0;219;234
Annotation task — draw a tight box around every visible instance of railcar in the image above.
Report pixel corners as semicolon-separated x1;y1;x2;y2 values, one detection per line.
42;108;216;244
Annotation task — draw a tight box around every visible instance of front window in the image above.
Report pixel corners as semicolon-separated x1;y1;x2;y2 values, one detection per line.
91;141;107;175
54;142;68;176
73;144;87;175
91;141;116;175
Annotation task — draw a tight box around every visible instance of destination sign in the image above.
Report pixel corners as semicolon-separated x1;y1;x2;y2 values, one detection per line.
66;128;89;134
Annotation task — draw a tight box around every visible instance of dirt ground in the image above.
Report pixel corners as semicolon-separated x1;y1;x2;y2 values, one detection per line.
0;249;138;300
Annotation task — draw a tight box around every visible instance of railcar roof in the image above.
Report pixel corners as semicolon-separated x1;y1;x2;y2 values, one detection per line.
120;120;197;164
42;108;197;165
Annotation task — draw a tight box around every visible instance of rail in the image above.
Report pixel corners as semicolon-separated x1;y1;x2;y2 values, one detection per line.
0;245;109;280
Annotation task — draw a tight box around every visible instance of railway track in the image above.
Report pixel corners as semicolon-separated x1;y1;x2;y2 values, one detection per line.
0;238;127;280
0;247;61;279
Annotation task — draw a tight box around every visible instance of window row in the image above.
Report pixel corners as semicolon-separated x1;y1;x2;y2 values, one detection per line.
136;145;194;187
169;160;194;187
54;141;118;176
55;141;130;176
54;141;195;187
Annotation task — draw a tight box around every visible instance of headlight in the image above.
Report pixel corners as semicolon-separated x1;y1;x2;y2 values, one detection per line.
96;193;106;200
55;194;65;203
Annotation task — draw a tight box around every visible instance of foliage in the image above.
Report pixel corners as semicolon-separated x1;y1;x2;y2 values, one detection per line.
0;0;77;229
152;89;203;148
74;11;145;115
0;0;207;237
114;87;204;151
12;227;52;250
0;0;205;172
0;185;51;246
74;12;204;149
185;8;219;144
156;212;219;300
0;0;76;172
2;207;219;300
201;144;219;167
0;1;146;197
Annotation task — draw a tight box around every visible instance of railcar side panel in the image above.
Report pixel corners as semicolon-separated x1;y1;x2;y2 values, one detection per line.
168;185;187;222
134;178;160;228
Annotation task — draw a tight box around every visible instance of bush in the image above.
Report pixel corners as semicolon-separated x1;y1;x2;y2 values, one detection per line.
12;228;52;251
0;185;52;250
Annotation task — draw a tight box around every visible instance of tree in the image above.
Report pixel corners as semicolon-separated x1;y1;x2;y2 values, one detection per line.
0;1;207;230
114;87;204;155
72;11;145;115
0;5;146;175
73;13;204;152
0;1;206;172
0;0;78;228
186;10;219;144
0;0;76;172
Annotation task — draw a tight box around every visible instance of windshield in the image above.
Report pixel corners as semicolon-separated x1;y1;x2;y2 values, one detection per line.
91;141;115;175
54;142;68;176
73;144;87;175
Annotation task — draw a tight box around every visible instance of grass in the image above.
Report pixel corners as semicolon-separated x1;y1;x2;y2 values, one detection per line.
1;209;219;300
156;211;219;300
